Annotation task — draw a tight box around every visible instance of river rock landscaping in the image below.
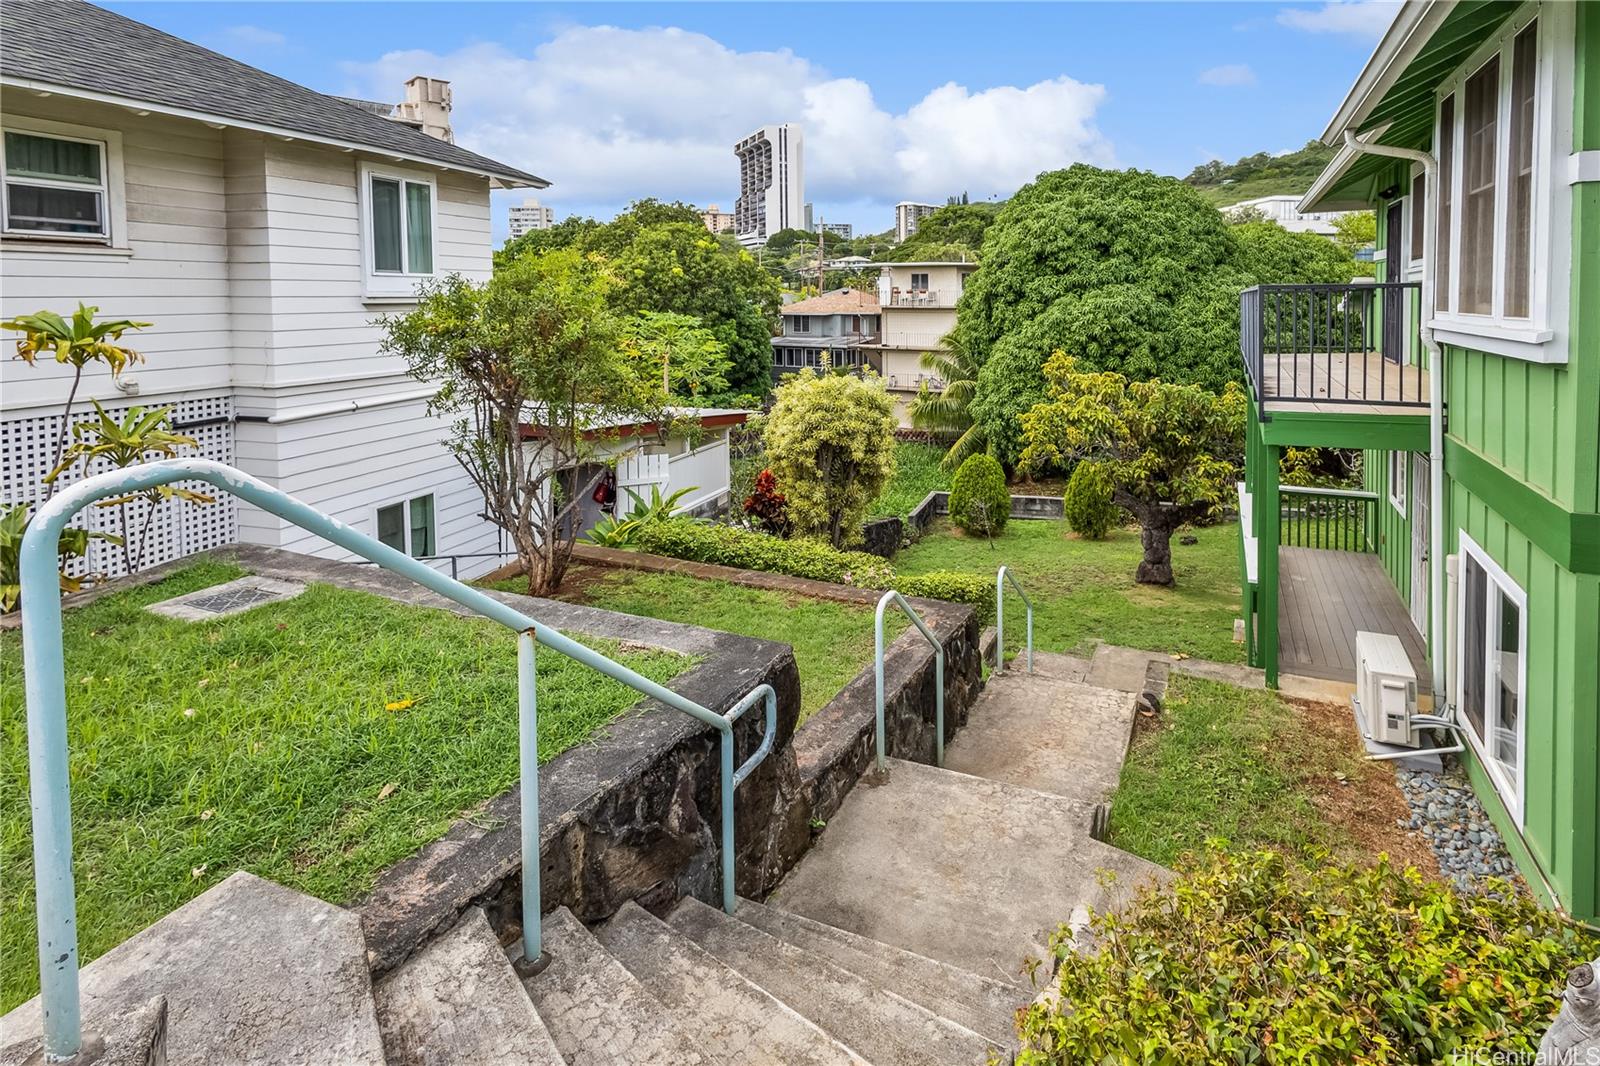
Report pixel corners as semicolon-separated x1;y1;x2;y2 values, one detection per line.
1394;764;1523;895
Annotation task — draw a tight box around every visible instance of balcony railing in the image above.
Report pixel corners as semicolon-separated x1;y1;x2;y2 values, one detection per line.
1279;485;1378;552
881;330;948;350
886;373;946;392
885;289;959;308
1240;283;1428;411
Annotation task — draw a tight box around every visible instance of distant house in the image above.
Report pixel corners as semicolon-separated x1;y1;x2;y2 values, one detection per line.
1221;193;1354;236
769;288;880;384
869;261;977;427
0;0;550;578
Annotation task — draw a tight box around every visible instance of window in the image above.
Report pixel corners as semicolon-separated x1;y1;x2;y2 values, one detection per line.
793;315;812;334
910;272;929;291
1435;94;1455;312
1388;451;1408;516
1408;173;1426;266
2;129;109;238
1457;533;1526;824
1459;55;1499;315
1504;22;1537;318
361;164;436;297
377;494;436;558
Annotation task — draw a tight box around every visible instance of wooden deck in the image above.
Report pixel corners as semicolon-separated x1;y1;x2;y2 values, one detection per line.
1261;351;1429;416
1277;546;1431;690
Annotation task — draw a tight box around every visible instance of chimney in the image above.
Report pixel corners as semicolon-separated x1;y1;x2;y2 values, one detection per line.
397;76;453;143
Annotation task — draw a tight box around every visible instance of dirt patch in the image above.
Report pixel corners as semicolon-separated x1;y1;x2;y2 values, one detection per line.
540;563;623;606
1284;695;1441;878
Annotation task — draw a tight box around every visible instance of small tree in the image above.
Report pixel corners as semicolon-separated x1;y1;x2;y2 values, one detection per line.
947;454;1009;540
1020;353;1244;585
1063;460;1118;539
619;310;730;398
764;370;897;548
382;250;662;595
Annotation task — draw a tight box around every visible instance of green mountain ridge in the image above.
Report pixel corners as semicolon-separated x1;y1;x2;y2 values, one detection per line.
1183;140;1338;207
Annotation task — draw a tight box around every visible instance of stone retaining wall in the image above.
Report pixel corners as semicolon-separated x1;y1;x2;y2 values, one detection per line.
905;490;1065;537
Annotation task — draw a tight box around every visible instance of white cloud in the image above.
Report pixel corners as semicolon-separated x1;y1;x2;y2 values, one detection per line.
1198;64;1256;87
219;25;287;48
1276;1;1400;39
339;25;1113;213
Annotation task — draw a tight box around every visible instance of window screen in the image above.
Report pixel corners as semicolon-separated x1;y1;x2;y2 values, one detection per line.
377;502;405;552
1459;57;1499;315
1504;22;1537;319
371;177;403;273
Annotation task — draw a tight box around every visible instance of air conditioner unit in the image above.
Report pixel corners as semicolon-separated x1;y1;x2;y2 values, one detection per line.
1355;630;1418;746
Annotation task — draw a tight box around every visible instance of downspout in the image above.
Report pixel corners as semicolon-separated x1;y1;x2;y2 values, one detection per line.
1341;130;1446;701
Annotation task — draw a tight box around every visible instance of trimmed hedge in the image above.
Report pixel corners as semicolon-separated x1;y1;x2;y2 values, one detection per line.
893;570;994;624
948;454;1009;536
1062;460;1118;539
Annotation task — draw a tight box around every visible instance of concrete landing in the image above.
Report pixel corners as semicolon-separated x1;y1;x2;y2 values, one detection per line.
666;897;997;1066
597;902;863;1066
732;897;1022;1046
374;907;562;1066
0;872;385;1066
945;668;1136;808
524;907;713;1066
768;759;1167;986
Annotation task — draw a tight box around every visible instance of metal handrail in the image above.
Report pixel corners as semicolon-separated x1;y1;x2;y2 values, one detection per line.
873;590;945;772
17;459;775;1062
995;566;1034;674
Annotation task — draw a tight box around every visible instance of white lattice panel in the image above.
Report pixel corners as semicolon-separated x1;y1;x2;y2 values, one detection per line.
2;395;239;580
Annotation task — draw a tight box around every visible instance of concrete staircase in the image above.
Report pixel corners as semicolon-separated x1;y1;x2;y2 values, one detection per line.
1;645;1164;1066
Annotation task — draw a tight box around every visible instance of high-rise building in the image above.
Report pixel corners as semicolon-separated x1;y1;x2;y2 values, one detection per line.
821;222;853;239
894;202;939;243
699;204;735;234
733;124;803;245
508;197;555;238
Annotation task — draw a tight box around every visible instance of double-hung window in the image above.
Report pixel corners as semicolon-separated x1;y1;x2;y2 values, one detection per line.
362;164;436;298
377;494;436;558
1456;532;1526;824
1430;4;1570;362
2;129;110;239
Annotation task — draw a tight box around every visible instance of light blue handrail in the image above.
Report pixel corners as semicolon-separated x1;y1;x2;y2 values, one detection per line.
17;458;775;1061
995;566;1034;674
873;590;945;771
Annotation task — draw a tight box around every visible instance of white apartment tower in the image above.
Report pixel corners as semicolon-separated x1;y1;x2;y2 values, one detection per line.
895;202;939;243
508;197;555;238
733;124;803;245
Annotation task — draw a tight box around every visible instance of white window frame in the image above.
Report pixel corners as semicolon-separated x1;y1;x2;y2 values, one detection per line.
0;117;127;247
1387;451;1408;516
793;315;812;334
358;162;439;299
375;493;437;558
1404;167;1427;280
1454;531;1528;826
1428;1;1573;364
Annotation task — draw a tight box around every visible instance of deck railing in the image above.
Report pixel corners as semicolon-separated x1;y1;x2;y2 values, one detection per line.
1278;485;1379;552
1240;283;1426;408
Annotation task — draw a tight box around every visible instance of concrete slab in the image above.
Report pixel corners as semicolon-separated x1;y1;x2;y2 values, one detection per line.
1087;644;1169;693
373;908;562;1066
596;902;864;1065
945;674;1136;808
666;897;998;1066
732;897;1022;1047
0;872;385;1066
768;759;1167;986
524;907;714;1066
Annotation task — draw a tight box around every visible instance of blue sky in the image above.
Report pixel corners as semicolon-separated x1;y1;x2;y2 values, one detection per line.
111;0;1397;240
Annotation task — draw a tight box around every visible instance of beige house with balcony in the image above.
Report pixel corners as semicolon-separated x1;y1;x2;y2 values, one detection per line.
869;261;976;426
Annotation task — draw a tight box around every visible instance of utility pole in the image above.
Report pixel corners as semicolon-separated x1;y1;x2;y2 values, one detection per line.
816;222;825;293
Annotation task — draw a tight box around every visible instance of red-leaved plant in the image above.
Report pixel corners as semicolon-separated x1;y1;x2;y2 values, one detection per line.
743;469;792;537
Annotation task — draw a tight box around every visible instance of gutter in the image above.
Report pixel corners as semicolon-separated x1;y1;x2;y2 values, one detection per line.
263;386;438;425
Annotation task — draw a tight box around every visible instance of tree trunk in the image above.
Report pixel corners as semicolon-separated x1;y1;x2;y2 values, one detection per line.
1135;521;1175;586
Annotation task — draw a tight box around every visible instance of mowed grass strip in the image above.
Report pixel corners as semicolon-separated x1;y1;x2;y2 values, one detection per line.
892;518;1243;664
0;562;689;1010
871;441;950;519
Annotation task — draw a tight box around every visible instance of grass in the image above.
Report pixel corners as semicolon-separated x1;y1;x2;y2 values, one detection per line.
485;564;903;724
893;518;1244;664
872;441;950;519
1106;676;1374;869
0;563;689;1011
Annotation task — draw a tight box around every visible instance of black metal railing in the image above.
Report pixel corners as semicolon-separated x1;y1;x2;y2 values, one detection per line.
1240;283;1426;409
1278;486;1378;551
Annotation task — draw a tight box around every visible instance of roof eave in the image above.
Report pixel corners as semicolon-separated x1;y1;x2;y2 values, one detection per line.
1317;0;1451;143
1;74;549;189
1297;135;1381;213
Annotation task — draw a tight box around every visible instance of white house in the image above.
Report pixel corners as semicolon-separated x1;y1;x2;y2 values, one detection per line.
0;1;725;582
1219;193;1356;236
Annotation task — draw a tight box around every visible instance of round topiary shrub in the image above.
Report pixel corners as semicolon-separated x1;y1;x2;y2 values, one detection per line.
947;454;1009;536
1062;460;1118;539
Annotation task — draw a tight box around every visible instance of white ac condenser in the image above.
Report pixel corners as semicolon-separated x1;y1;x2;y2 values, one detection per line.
1355;630;1419;746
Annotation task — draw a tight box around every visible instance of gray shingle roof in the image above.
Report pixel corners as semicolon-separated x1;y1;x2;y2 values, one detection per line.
0;0;547;187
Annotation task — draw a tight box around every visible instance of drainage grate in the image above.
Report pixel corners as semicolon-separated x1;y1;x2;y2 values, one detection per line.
146;576;307;622
182;585;282;615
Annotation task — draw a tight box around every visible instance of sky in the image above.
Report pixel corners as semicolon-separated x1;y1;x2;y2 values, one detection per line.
110;0;1400;241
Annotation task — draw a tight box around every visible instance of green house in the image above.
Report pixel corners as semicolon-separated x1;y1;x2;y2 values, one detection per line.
1237;0;1599;922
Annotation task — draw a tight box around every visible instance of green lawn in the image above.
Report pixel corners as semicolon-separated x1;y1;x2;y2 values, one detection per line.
0;563;688;1011
487;564;903;723
872;441;949;519
1107;676;1369;869
893;518;1244;664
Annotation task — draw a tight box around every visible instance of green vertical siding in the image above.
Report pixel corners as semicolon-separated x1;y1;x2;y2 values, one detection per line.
1363;449;1414;604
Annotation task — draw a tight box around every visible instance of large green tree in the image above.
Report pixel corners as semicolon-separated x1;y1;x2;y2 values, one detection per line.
765;370;897;548
882;202;999;261
1232;220;1358;285
958;166;1251;466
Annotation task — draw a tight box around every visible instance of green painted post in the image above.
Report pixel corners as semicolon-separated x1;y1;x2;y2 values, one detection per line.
1259;445;1282;687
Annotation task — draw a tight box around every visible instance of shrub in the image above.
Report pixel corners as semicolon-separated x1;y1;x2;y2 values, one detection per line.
765;370;898;547
742;469;792;537
1062;461;1118;539
633;520;894;587
1018;846;1599;1063
947;454;1009;537
894;570;994;624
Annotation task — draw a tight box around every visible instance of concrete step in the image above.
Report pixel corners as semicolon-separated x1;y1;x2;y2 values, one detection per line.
731;896;1022;1047
374;907;563;1066
768;759;1167;986
596;901;865;1066
523;906;714;1066
946;673;1136;808
666;896;999;1065
0;871;385;1066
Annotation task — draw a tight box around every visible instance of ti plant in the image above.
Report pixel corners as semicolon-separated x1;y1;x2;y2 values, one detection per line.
0;502;121;614
585;483;698;548
3;304;151;501
46;401;213;573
